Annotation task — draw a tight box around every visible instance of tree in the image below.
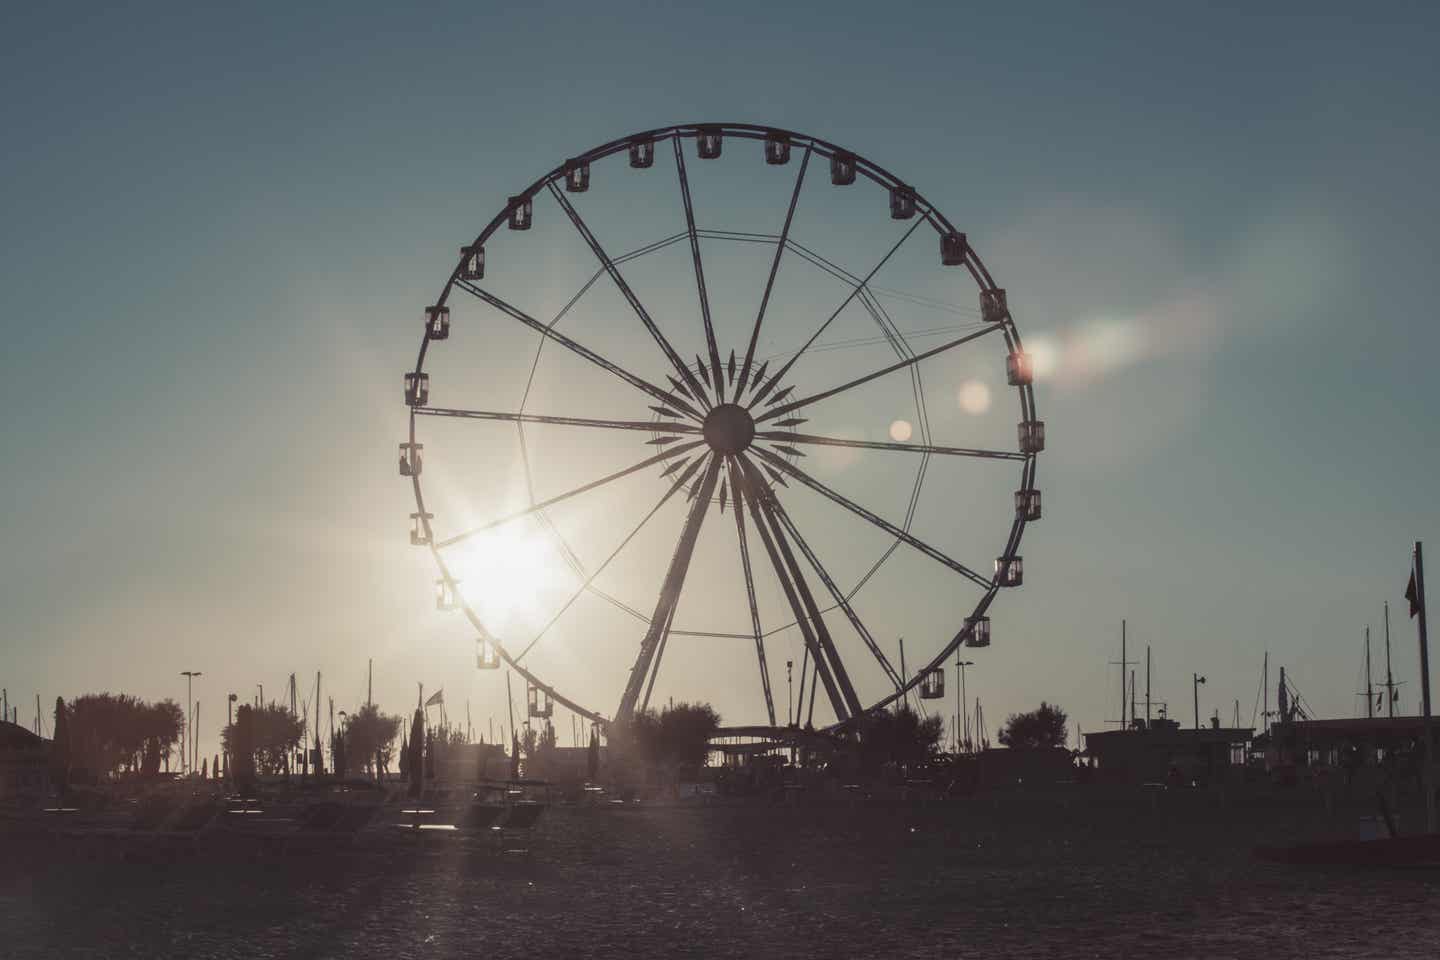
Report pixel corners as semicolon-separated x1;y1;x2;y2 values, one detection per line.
998;702;1069;750
408;710;424;797
657;702;720;771
222;704;303;776
854;706;943;776
67;693;182;780
342;704;402;779
612;703;720;776
331;728;348;780
232;704;257;792
51;697;70;796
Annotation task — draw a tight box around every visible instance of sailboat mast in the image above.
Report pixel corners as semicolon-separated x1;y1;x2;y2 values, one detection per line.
1120;620;1127;729
1145;645;1151;726
1129;669;1136;729
1263;652;1269;728
1384;601;1396;718
1365;626;1374;719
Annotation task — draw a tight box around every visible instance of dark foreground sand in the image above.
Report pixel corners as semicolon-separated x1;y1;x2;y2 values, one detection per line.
3;786;1438;959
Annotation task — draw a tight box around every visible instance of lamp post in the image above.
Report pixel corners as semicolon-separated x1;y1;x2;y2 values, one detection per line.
1193;673;1206;730
226;693;237;782
786;660;794;727
955;660;974;752
180;670;202;775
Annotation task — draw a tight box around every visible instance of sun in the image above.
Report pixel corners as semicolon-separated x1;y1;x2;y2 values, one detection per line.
446;527;568;632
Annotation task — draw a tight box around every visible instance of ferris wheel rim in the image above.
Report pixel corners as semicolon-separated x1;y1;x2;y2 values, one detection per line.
403;122;1040;732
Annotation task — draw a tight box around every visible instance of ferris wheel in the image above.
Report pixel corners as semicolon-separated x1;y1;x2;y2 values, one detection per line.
401;123;1042;733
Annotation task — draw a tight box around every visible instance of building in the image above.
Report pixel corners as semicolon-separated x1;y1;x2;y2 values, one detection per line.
0;720;51;804
1264;715;1435;771
1084;718;1253;784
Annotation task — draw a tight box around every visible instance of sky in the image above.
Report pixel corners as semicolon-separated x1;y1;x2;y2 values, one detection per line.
2;2;1438;765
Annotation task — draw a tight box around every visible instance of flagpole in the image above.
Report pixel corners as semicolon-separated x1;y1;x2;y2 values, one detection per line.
1413;541;1434;834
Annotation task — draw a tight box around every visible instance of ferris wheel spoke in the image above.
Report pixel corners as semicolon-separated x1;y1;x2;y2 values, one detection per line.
457;280;703;421
736;146;812;397
756;323;1004;424
749;446;992;590
737;459;859;723
747;217;926;408
673;136;725;401
615;455;723;726
546;182;714;409
436;439;706;549
754;430;1024;462
514;454;709;665
725;457;777;726
417;406;700;436
736;455;901;691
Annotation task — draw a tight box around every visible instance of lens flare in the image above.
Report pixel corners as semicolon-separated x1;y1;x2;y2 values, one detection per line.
888;419;913;442
957;380;992;415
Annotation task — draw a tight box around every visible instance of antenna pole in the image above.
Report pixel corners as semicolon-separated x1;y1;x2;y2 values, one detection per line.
367;658;373;708
1121;620;1127;728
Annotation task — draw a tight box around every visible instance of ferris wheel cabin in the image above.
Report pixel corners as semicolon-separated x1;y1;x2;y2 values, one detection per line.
628;138;655;168
476;638;501;670
1015;489;1042;521
564;158;590;193
919;668;945;699
435;578;460;611
981;288;1010;324
403;372;429;407
696;127;723;159
507;194;532;231
459;245;484;280
1018;420;1045;454
398;442;422;477
409;511;434;546
1006;351;1033;386
764;131;791;165
965;616;992;648
941;231;969;266
994;556;1023;587
829;151;857;185
889;185;917;220
528;685;554;718
424;305;449;341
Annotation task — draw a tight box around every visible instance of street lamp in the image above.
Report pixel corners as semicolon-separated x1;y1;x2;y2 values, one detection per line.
1193;673;1207;730
180;671;202;776
955;660;974;752
786;660;794;727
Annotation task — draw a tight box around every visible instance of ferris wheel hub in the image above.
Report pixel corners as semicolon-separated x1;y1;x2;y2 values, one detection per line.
702;402;756;454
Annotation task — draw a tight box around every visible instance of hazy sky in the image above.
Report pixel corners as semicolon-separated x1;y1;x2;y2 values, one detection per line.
3;2;1438;763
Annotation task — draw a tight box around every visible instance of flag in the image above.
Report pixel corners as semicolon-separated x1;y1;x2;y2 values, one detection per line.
424;688;444;708
1406;569;1421;619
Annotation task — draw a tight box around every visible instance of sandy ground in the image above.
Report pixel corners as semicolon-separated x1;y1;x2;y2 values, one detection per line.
3;785;1438;959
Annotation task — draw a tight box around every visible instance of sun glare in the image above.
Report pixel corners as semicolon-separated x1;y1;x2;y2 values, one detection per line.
447;527;567;631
